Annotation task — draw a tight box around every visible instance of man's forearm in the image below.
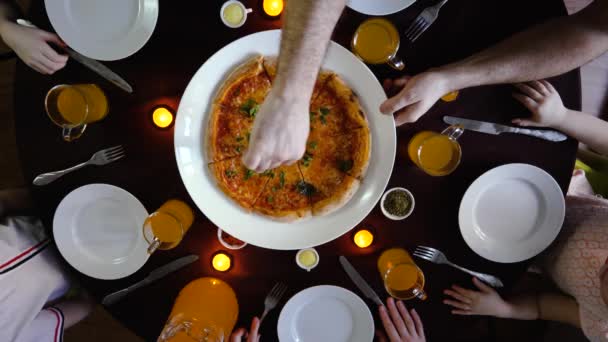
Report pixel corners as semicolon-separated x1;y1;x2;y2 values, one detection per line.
274;0;346;98
555;110;608;156
438;0;608;91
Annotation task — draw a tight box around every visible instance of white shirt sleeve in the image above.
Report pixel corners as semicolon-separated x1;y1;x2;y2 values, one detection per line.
16;307;65;342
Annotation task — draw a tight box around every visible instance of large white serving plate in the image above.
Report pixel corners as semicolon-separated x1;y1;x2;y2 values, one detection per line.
53;184;150;279
277;285;374;342
175;30;396;250
459;164;565;263
45;0;159;60
347;0;416;15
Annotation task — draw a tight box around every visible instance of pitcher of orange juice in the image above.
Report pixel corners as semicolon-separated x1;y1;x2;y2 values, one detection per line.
408;125;464;176
143;200;195;254
378;248;427;300
45;84;109;141
158;277;239;342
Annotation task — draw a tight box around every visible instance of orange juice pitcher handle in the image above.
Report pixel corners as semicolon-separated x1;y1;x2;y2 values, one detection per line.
414;287;428;301
387;55;405;71
441;124;464;141
62;124;87;142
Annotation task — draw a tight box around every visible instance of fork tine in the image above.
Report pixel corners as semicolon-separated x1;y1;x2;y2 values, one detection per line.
417;246;438;253
413;252;432;261
413;250;434;259
107;153;126;163
411;23;430;42
104;148;125;158
409;21;429;42
105;153;126;162
405;18;424;39
102;145;123;154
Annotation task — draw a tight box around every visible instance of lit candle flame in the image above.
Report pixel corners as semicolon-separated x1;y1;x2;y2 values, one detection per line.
354;229;373;248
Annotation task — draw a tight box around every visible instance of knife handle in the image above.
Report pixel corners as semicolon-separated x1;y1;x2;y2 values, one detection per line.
510;127;567;142
101;279;149;306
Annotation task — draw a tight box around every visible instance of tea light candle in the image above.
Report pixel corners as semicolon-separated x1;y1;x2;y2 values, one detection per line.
263;0;283;16
152;106;174;129
212;252;232;272
354;229;374;248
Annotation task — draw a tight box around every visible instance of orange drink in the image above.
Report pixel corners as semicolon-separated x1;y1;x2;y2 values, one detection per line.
352;18;404;70
408;125;464;176
158;278;239;342
143;200;195;253
378;248;427;300
45;84;108;141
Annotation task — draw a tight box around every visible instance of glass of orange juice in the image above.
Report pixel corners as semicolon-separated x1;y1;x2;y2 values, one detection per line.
378;248;427;301
408;125;464;176
158;277;239;342
351;18;405;70
143;199;195;254
45;84;109;142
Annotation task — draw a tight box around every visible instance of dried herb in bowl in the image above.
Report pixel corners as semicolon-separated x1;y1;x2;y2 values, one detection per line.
384;190;412;217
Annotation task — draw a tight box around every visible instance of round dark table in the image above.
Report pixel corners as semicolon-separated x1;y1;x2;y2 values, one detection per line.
15;0;580;341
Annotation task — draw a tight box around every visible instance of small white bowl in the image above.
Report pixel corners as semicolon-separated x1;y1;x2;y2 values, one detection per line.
217;228;248;250
220;0;253;28
380;187;415;220
295;248;319;272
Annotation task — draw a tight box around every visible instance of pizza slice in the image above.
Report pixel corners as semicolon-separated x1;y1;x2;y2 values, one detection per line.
262;56;334;102
332;128;371;180
207;104;254;162
214;55;272;111
209;157;272;210
252;164;312;221
309;74;368;137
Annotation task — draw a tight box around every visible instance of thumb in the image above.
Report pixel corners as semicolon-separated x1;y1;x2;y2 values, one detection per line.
511;118;541;127
230;328;247;342
380;90;416;115
472;277;493;293
39;31;66;47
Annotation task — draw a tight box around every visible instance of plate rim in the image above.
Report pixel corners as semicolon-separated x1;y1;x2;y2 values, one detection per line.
277;285;375;342
347;0;416;15
53;183;150;279
458;163;565;263
174;29;396;250
44;0;159;60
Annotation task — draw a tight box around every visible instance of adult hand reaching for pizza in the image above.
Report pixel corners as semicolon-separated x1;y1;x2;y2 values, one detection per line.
380;72;451;126
242;89;309;172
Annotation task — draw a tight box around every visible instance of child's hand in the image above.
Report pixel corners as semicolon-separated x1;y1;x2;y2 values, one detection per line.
443;277;512;318
511;80;568;129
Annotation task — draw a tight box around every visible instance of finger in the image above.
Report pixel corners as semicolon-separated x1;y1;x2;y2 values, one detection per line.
380;88;417;115
443;299;471;310
387;298;409;338
383;79;394;92
512;93;538;113
379;305;400;341
394;101;426;126
396;301;416;336
472;277;493;293
256;159;273;173
37;56;65;74
410;309;425;337
451;310;472;315
451;285;475;298
443;289;472;304
514;83;542;101
511;118;539;127
39;31;67;47
540;80;556;93
248;317;260;342
42;44;68;64
28;61;50;74
230;328;246;342
268;160;283;170
241;152;260;171
375;329;389;342
528;80;549;95
284;159;299;166
392;75;411;87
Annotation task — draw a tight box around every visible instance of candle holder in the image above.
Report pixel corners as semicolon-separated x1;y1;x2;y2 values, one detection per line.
262;0;283;18
352;227;375;248
211;251;233;272
151;105;175;129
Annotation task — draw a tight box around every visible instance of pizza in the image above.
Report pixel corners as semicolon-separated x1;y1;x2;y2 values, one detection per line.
207;56;371;221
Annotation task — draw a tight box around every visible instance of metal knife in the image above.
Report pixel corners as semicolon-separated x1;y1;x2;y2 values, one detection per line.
339;256;383;306
443;116;567;142
17;19;133;93
102;255;199;306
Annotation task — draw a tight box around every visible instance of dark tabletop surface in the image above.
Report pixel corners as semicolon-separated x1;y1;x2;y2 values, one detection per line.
15;0;580;341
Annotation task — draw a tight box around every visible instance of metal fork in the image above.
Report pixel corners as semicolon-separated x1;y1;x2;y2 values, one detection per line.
414;246;504;287
405;0;448;42
259;282;288;324
33;145;126;186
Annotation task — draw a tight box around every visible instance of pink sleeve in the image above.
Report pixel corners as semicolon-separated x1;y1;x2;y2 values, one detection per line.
580;305;608;342
17;307;64;342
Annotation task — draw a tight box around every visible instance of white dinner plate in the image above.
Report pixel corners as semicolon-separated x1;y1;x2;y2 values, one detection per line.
174;30;396;250
53;184;150;279
45;0;159;60
459;164;565;263
277;285;374;342
347;0;416;15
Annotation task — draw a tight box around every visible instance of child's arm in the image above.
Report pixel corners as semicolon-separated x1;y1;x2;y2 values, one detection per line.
511;80;608;156
51;295;94;329
444;277;581;327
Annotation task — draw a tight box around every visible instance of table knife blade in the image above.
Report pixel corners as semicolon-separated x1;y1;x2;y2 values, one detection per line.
16;19;133;93
339;256;383;306
443;116;567;142
102;255;199;306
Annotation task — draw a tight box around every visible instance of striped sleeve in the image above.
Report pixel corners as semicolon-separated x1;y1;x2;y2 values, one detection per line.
16;307;64;342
